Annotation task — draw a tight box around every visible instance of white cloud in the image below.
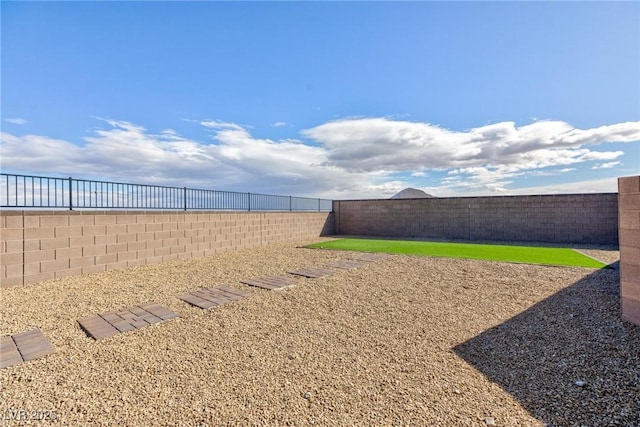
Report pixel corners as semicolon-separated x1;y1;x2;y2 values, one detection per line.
302;117;638;193
420;176;619;197
442;166;520;194
4;117;28;125
531;167;577;177
1;117;638;199
502;177;619;195
302;118;638;172
592;161;622;169
0;119;393;198
199;119;246;131
0;132;83;171
272;122;287;127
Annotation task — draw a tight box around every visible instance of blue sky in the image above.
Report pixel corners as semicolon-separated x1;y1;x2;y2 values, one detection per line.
1;1;639;199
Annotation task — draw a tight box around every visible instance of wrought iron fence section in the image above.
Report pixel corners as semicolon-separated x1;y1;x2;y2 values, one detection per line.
250;193;290;211
318;198;333;211
2;174;68;208
186;188;248;210
291;195;323;211
1;173;332;212
69;179;185;210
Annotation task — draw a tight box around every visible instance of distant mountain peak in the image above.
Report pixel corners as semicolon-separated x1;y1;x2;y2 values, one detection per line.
390;188;435;199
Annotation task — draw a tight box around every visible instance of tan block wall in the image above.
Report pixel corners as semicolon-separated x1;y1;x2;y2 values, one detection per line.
334;193;618;245
619;176;640;326
0;210;334;287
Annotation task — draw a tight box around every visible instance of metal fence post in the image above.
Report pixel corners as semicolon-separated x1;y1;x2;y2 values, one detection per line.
248;192;251;211
184;187;187;211
68;177;73;211
289;195;292;212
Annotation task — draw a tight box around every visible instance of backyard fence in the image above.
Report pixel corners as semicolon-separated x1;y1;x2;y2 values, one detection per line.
0;173;333;212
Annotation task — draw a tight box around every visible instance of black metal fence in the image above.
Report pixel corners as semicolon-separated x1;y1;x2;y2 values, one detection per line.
0;173;333;212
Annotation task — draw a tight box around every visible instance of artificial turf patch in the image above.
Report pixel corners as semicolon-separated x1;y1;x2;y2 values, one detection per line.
307;238;607;268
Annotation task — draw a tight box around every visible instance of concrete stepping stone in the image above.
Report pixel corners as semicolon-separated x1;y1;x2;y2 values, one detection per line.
78;303;179;340
325;259;369;270
1;329;55;369
240;275;298;290
181;285;251;309
288;267;336;278
347;252;390;262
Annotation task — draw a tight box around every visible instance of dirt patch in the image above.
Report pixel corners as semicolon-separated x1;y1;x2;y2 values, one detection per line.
1;240;637;426
572;247;620;266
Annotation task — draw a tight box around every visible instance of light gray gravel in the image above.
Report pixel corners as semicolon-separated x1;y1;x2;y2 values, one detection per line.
1;240;637;426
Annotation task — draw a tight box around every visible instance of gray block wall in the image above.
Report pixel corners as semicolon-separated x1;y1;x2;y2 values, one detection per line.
333;193;618;245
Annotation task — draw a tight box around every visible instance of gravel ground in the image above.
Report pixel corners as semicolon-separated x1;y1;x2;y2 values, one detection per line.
1;239;637;426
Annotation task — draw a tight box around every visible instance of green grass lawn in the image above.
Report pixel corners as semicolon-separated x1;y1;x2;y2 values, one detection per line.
307;238;607;268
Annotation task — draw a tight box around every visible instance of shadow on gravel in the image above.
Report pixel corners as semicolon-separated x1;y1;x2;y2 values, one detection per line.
454;263;640;427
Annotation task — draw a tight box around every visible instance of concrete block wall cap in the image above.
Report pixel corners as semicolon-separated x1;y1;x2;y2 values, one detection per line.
618;175;640;194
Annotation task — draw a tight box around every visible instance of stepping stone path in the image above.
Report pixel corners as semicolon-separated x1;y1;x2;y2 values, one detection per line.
78;303;179;340
325;259;370;270
241;275;298;290
1;329;55;369
0;253;387;370
288;267;336;278
181;286;251;309
347;253;390;262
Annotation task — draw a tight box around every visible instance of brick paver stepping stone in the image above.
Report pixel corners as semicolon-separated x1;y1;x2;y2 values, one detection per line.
1;329;55;369
181;286;251;309
347;253;390;262
325;259;369;270
241;275;298;290
78;303;179;340
287;267;336;278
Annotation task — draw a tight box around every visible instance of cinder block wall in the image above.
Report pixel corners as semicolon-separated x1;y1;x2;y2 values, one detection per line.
619;176;640;325
334;193;618;245
0;210;333;287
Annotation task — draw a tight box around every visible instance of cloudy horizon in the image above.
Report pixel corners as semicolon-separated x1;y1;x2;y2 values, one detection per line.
1;116;637;199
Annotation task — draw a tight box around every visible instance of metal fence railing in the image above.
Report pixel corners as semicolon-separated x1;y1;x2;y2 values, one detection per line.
0;173;333;212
